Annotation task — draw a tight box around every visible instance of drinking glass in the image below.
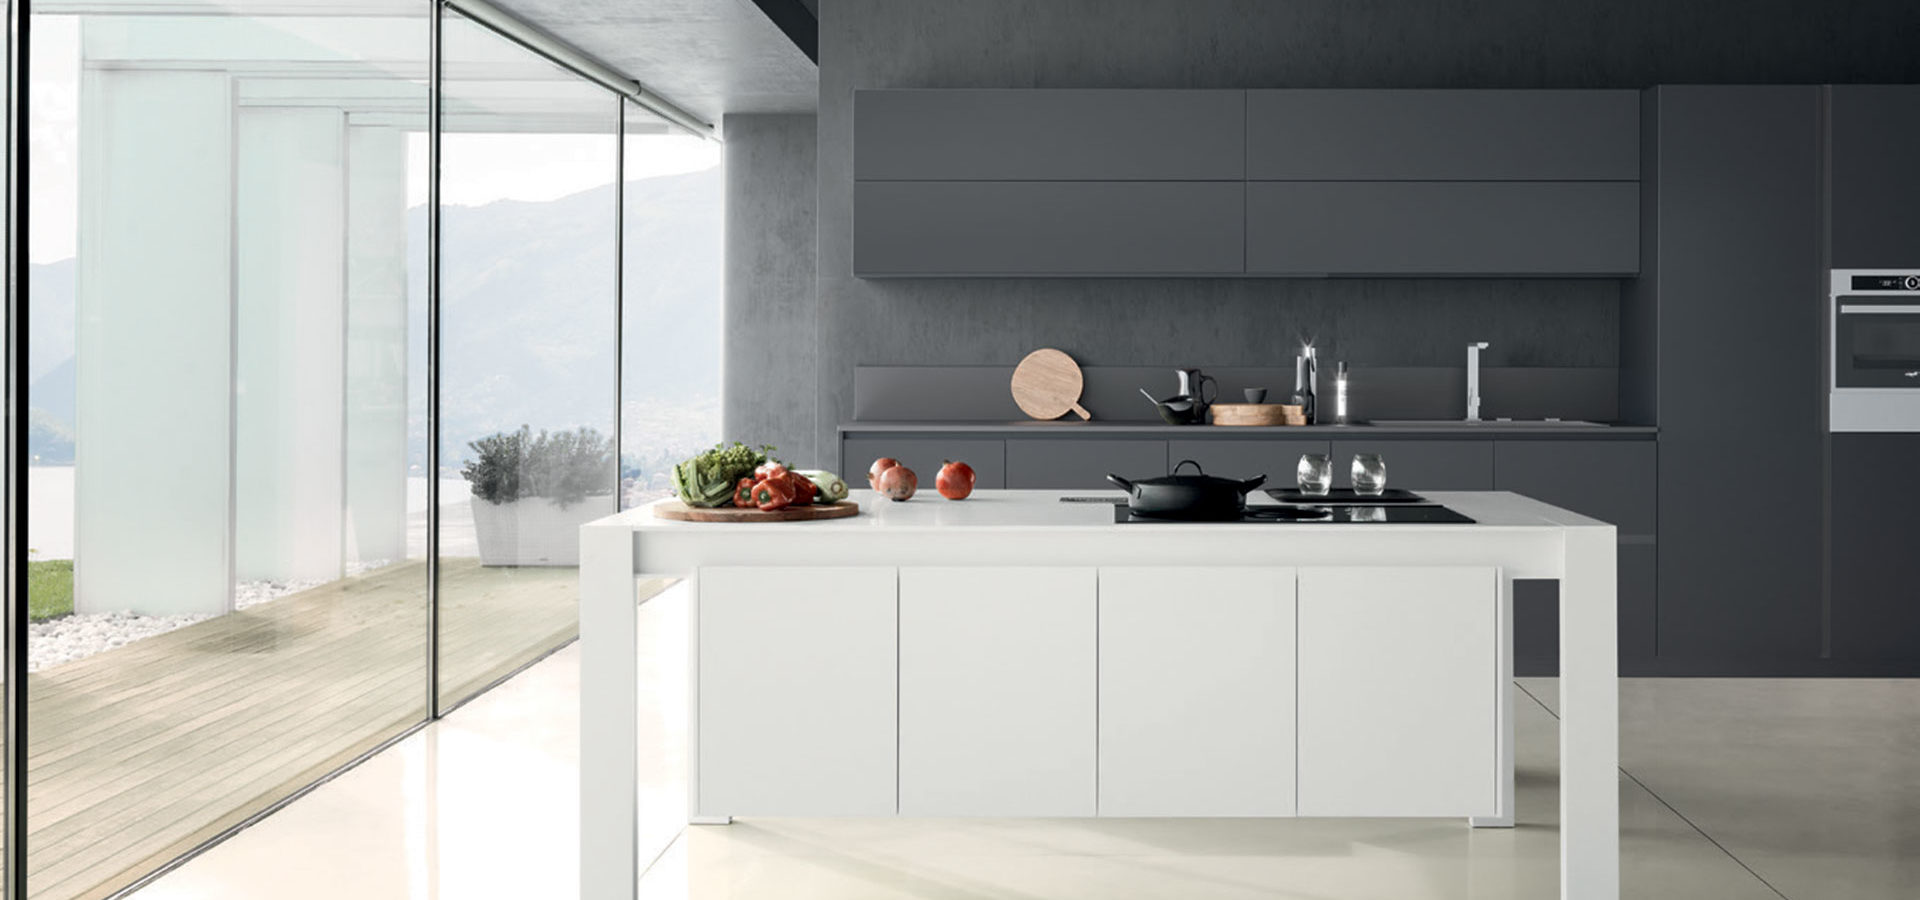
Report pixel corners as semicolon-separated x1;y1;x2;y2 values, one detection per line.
1352;453;1388;496
1297;453;1332;496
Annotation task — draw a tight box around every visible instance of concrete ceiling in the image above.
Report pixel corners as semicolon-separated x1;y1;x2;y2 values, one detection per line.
490;0;819;124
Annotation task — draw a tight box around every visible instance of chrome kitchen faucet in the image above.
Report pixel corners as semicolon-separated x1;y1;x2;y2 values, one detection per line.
1466;342;1490;422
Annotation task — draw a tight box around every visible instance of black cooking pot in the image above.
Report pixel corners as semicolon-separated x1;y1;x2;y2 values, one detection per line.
1106;460;1267;521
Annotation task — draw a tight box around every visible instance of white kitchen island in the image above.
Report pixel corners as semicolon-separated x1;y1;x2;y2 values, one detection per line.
580;490;1618;900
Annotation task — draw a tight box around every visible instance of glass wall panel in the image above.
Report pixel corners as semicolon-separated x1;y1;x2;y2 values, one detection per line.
619;101;723;509
24;4;429;897
436;11;618;709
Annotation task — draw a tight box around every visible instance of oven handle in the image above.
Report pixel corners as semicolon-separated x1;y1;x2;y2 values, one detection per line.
1839;304;1920;315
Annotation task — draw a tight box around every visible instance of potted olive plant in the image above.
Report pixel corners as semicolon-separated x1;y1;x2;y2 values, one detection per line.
462;425;616;566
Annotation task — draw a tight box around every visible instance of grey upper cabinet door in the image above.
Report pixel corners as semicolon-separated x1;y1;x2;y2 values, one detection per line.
854;89;1246;181
1830;85;1920;269
1329;441;1493;491
1167;440;1330;486
1247;90;1640;181
855;181;1244;277
1494;440;1656;537
1006;440;1168;490
1246;181;1639;276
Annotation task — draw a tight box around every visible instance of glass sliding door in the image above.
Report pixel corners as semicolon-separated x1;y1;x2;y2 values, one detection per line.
435;10;618;710
619;100;723;509
23;3;429;897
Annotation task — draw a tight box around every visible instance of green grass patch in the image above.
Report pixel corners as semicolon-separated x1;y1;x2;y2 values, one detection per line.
29;560;75;621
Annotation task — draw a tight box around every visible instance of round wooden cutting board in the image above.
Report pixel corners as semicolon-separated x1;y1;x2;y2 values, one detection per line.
652;500;860;522
1010;348;1092;420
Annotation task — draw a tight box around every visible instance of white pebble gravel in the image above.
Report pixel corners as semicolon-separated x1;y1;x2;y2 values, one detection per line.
30;559;397;673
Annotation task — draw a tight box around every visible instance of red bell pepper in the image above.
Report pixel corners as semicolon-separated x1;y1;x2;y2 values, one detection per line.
790;475;819;505
733;477;756;508
752;477;794;512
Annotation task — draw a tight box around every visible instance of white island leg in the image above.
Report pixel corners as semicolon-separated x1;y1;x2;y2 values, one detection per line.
581;525;639;900
1560;526;1619;900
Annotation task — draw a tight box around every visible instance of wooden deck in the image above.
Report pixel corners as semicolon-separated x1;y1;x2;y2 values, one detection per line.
17;558;627;900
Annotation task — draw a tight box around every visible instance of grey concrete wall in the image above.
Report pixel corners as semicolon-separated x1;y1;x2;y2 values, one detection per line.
723;114;821;466
783;0;1920;457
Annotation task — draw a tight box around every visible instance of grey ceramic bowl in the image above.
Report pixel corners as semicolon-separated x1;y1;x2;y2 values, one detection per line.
1243;388;1268;404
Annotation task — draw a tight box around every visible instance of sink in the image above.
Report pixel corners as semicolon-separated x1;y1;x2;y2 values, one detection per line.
1369;419;1604;428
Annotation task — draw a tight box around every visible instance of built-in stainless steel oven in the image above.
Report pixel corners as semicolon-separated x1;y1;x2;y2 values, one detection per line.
1831;269;1920;432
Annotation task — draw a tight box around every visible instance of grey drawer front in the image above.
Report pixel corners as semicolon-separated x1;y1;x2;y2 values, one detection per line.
855;181;1245;276
1007;439;1167;490
1495;440;1655;537
855;89;1246;181
1246;181;1639;276
1514;544;1656;675
1329;440;1493;491
1167;440;1330;486
841;439;1007;490
1247;89;1640;181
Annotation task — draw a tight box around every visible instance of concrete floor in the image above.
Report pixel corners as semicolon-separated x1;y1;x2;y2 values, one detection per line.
133;583;1919;899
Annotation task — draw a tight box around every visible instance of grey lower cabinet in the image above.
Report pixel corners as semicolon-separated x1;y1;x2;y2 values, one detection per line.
1830;434;1920;662
854;89;1246;182
1329;440;1493;491
1166;439;1329;485
1246;89;1640;181
1495;439;1657;674
840;439;1007;490
1830;85;1920;269
1006;439;1168;490
853;181;1245;277
1246;181;1639;276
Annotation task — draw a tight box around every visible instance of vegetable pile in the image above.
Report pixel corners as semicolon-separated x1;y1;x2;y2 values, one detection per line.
670;442;772;508
669;441;849;513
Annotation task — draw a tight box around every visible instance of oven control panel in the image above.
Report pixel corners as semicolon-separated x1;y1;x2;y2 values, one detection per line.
1851;274;1920;291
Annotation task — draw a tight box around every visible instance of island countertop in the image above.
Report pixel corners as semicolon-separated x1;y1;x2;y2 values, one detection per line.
602;489;1609;534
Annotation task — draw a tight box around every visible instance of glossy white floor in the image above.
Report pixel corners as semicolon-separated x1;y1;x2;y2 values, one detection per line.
134;583;1919;900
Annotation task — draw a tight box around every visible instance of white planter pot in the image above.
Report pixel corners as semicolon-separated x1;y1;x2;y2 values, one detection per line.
470;494;617;567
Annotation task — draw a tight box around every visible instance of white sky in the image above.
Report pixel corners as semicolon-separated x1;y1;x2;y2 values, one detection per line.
28;15;722;264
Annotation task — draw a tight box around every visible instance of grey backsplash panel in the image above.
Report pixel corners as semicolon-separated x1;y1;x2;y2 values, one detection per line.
855;366;1620;423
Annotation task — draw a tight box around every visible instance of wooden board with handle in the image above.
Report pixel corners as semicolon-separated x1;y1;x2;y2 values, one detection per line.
653;500;861;523
1010;348;1092;420
1211;404;1306;426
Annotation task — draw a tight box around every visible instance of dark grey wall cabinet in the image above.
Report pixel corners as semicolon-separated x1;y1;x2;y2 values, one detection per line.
853;181;1245;276
1246;181;1640;276
1006;439;1167;490
1246;89;1640;181
1830;434;1920;662
1652;86;1824;663
1330;441;1494;490
854;89;1246;181
1830;85;1920;269
1167;440;1330;484
840;439;1008;491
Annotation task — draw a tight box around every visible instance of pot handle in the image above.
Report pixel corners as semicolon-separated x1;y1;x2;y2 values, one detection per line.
1106;473;1135;493
1239;474;1269;492
1199;375;1218;406
1171;459;1204;476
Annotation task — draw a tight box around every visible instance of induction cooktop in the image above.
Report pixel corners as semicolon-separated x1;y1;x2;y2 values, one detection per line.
1113;503;1476;524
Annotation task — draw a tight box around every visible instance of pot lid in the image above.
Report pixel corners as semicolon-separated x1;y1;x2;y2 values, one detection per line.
1129;459;1258;488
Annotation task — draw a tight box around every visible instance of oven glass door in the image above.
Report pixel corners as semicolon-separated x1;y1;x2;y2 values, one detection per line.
1836;296;1920;388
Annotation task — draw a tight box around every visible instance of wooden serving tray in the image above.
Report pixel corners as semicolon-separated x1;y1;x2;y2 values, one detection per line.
652;499;860;522
1210;403;1306;426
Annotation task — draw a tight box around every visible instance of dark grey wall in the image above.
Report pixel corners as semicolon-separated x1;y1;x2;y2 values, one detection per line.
723;114;821;465
793;0;1920;458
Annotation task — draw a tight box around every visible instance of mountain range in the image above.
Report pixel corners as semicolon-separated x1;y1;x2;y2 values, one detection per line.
29;166;723;467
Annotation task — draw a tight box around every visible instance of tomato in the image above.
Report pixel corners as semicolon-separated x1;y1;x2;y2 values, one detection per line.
752;477;794;511
868;457;900;489
936;460;976;500
876;464;917;501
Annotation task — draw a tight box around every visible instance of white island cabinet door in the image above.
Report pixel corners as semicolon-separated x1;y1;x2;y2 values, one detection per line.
1098;567;1297;817
696;566;897;817
1297;566;1499;818
898;567;1097;816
